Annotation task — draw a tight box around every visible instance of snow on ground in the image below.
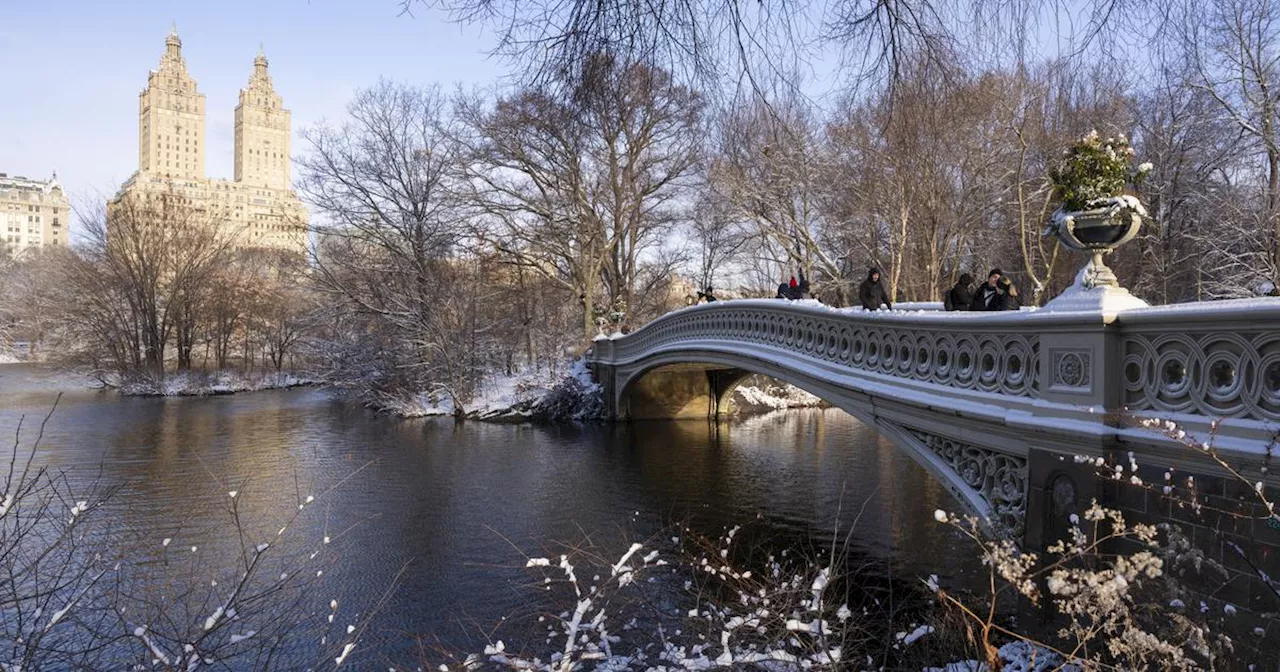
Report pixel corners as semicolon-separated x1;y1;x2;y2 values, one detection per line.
895;624;935;646
0;352;19;365
119;371;319;397
732;382;824;412
597;299;1044;344
924;641;1080;672
389;359;606;422
389;363;828;422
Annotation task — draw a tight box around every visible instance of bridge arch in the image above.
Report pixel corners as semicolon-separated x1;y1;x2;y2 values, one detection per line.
613;348;1026;533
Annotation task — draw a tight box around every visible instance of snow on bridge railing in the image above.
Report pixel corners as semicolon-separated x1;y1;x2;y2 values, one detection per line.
590;296;1280;427
1113;298;1280;425
589;299;1048;399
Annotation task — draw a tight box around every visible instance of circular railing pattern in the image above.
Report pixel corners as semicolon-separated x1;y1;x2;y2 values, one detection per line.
1121;331;1280;422
600;305;1040;399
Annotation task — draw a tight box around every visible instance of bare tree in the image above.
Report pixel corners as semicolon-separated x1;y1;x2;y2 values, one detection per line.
257;289;309;374
1178;0;1280;296
689;191;750;295
1132;62;1244;302
406;0;1134;99
709;90;844;296
297;80;481;410
825;53;995;302
62;190;237;378
459;85;606;344
462;55;701;342
0;247;73;359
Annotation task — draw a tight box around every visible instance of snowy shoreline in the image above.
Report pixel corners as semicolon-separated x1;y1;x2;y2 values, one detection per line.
8;358;824;423
377;366;825;422
117;371;321;398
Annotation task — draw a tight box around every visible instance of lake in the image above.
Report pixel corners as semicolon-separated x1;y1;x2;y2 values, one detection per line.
0;364;971;667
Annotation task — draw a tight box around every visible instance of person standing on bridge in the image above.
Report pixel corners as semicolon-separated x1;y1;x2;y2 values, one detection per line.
859;268;892;311
945;273;974;311
996;277;1020;311
971;269;1003;311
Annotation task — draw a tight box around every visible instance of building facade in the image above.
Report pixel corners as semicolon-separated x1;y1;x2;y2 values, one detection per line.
110;27;307;255
1;173;69;256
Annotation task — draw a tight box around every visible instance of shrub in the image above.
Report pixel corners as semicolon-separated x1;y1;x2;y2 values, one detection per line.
1049;130;1152;212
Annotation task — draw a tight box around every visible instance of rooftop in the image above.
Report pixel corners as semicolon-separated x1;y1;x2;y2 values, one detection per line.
0;173;63;193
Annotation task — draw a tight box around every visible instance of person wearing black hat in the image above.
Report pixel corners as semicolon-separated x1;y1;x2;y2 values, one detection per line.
945;273;974;311
970;269;1003;311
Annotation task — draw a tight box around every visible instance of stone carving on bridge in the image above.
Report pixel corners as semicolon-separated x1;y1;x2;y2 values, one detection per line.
1120;330;1280;423
1049;348;1091;391
600;307;1041;400
905;428;1028;535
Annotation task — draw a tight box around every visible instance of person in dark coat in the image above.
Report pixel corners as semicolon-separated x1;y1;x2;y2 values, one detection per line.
945;273;974;312
777;282;790;299
970;268;1003;311
797;270;811;300
996;277;1020;311
858;268;892;311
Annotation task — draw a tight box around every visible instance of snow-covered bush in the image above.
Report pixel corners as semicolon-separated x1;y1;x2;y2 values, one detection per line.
932;502;1224;670
433;524;962;671
1049;130;1151;212
930;417;1280;671
528;359;606;421
593;298;629;335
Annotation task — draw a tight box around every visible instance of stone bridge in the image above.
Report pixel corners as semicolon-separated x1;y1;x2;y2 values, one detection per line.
586;297;1280;548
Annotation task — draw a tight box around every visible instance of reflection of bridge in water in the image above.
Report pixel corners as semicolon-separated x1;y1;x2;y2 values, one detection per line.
587;296;1280;552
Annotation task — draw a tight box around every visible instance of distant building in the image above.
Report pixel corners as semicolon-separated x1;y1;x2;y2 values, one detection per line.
109;27;307;255
0;173;69;256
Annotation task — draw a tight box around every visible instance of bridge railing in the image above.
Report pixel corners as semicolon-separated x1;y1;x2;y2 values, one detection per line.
1115;299;1280;426
589;297;1280;450
591;299;1049;400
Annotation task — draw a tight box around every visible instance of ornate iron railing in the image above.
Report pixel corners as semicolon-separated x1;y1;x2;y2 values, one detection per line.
594;300;1043;400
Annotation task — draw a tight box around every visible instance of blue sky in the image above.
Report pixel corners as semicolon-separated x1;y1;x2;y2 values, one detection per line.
0;0;508;223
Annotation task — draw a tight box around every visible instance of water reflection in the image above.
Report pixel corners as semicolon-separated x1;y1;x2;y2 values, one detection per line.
0;365;970;663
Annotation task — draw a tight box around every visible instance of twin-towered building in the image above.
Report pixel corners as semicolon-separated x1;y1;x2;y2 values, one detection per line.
109;27;308;255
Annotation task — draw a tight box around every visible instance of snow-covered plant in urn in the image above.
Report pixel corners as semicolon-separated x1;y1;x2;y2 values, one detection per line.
591;298;628;333
1047;131;1149;242
1049;130;1150;213
1043;131;1154;298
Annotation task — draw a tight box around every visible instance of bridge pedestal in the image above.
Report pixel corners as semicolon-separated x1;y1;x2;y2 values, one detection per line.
1022;450;1101;552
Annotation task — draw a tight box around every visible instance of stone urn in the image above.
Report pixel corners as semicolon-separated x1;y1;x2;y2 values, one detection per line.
1042;195;1148;312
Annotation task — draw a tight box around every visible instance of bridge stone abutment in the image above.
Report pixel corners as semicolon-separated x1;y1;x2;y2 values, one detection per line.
602;363;750;420
588;299;1280;558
